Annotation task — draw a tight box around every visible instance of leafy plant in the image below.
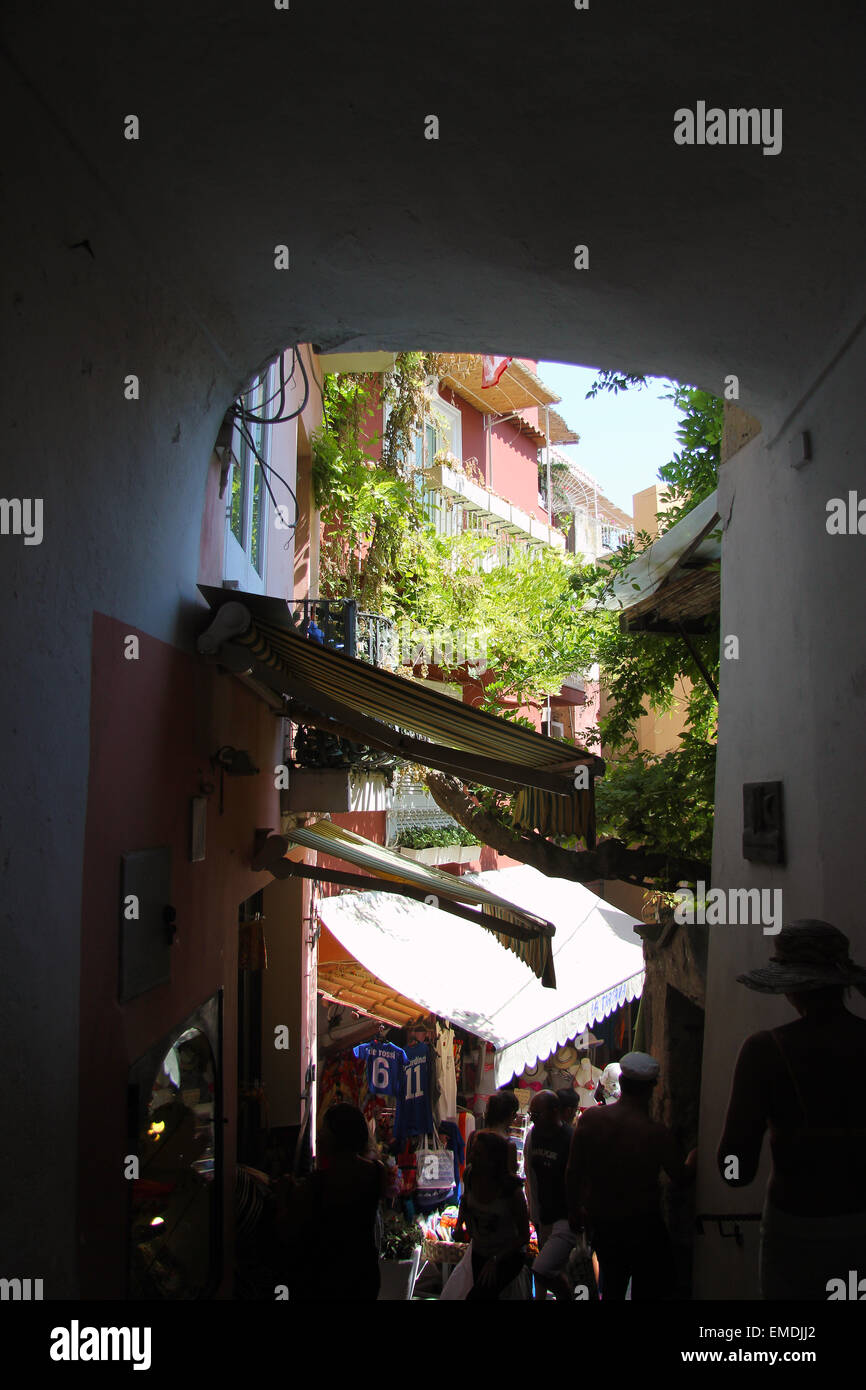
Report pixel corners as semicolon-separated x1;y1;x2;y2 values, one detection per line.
394;825;481;849
380;1213;423;1259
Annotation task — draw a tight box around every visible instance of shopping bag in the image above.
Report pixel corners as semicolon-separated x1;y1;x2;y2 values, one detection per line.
416;1135;455;1190
567;1231;598;1299
440;1243;474;1300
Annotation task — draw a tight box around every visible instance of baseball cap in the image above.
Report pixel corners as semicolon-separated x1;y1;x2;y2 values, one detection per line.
618;1051;660;1081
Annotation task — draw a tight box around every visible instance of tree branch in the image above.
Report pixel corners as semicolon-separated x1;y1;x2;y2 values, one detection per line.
425;772;709;889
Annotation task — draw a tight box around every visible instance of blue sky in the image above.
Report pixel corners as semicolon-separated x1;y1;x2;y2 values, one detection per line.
538;362;682;516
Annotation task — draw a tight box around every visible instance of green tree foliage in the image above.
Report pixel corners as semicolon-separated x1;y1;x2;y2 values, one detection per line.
311;362;723;886
311;352;444;610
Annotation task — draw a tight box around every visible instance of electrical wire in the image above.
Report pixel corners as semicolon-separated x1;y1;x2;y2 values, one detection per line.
233;344;309;427
234;414;299;535
225;344;314;538
235;348;292;425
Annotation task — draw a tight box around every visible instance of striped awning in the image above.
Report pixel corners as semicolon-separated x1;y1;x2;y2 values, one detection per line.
254;819;557;986
197;585;601;842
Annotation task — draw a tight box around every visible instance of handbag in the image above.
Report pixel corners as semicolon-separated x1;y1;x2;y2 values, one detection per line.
567;1231;598;1299
440;1242;474;1300
416;1134;455;1190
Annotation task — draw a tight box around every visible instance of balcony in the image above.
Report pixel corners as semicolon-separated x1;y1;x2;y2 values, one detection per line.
428;462;566;550
285;597;398;786
287;597;395;668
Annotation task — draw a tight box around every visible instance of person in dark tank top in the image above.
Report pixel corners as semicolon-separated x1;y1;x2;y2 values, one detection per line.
718;919;866;1299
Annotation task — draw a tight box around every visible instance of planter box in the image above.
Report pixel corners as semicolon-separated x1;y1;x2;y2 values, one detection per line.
395;845;481;866
378;1247;421;1300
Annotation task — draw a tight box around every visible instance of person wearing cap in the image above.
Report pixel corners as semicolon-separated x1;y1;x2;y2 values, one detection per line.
717;919;866;1300
566;1052;696;1299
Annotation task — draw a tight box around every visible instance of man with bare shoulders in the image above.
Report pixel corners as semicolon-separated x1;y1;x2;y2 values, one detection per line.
718;920;866;1299
566;1052;696;1299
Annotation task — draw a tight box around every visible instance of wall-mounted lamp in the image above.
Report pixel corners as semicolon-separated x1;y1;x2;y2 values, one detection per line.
211;746;260;777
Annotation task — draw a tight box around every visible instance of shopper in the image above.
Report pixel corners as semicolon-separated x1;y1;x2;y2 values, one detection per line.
466;1089;520;1173
566;1053;696;1299
525;1090;575;1300
717;919;866;1300
454;1129;530;1300
556;1087;580;1129
277;1102;387;1301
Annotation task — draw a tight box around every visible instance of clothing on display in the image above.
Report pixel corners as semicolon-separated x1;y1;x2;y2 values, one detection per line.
434;1023;458;1122
574;1056;603;1108
475;1042;498;1097
352;1038;407;1097
394;1041;436;1139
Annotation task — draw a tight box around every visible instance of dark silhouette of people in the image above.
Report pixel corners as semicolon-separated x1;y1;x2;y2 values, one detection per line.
556;1087;580;1128
466;1090;520;1174
277;1103;387;1301
566;1053;696;1299
454;1129;530;1300
525;1090;575;1300
717;919;866;1299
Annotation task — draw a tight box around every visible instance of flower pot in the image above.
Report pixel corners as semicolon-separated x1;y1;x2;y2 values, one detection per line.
377;1246;421;1300
396;845;480;866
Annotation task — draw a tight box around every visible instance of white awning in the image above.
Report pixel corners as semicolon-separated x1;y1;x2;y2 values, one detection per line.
314;864;644;1085
602;490;720;614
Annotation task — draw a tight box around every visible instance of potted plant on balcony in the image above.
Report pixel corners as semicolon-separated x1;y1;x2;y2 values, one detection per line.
394;825;482;866
378;1213;423;1300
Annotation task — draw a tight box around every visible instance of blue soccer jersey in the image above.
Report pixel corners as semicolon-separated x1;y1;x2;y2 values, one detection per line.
393;1042;435;1138
353;1039;406;1097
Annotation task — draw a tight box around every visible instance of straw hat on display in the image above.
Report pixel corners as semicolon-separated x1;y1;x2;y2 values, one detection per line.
736;920;866;996
553;1043;579;1068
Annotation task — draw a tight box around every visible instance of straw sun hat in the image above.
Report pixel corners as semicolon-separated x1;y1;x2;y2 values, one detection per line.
737;920;866;995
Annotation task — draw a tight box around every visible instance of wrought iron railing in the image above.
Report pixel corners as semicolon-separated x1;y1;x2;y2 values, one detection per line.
287;597;395;668
287;597;398;772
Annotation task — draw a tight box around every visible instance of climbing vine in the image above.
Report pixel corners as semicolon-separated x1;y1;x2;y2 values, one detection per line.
311;351;447;611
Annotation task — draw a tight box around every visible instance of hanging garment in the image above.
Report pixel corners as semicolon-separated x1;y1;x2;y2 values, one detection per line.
394;1042;435;1139
352;1038;407;1097
457;1111;475;1180
437;1119;466;1200
476;1042;498;1097
434;1024;458;1122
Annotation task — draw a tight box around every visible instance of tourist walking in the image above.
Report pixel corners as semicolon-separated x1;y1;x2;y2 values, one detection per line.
453;1129;530;1300
525;1089;575;1300
718;919;866;1300
566;1053;696;1299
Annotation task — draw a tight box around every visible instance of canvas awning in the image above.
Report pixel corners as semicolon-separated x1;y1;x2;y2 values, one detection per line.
440;354;559;416
254;819;558;985
198;585;601;844
315;865;644;1083
602;491;721;634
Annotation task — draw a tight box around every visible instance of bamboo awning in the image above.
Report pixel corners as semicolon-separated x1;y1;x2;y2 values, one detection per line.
197;585;601;845
254;819;558;985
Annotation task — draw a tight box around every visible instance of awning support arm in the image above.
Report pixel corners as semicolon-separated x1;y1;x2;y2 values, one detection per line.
270;859;544;942
676;621;719;701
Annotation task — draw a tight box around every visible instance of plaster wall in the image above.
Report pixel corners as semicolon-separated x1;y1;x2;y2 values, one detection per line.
260;876;305;1130
693;325;866;1299
78;616;285;1297
2;0;865;1301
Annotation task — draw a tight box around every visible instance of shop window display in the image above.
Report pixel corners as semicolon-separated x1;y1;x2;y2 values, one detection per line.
128;996;221;1298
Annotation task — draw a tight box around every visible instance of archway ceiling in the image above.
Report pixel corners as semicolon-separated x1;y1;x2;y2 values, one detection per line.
4;1;864;420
